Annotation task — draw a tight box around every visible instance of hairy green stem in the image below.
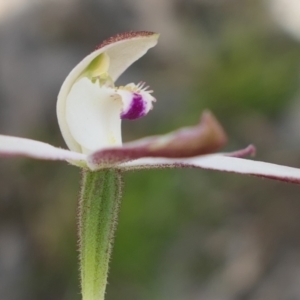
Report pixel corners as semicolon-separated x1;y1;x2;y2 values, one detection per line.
78;169;122;300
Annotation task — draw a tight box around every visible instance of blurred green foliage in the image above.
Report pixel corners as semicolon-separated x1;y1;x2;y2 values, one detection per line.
191;26;300;120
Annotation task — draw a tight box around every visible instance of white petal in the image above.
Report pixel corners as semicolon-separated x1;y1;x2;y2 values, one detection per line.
121;155;300;184
57;32;158;152
0;135;86;162
66;77;122;154
96;32;159;81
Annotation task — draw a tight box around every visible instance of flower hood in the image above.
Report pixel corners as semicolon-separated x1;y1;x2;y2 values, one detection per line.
57;31;159;154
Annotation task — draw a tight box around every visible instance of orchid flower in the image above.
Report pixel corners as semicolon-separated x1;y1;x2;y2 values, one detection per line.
1;31;300;300
0;31;300;182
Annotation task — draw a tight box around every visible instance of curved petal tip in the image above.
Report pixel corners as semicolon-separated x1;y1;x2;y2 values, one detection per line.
96;31;159;50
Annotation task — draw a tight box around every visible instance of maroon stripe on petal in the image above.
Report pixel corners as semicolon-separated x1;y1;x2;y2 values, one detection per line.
96;31;156;50
121;157;300;185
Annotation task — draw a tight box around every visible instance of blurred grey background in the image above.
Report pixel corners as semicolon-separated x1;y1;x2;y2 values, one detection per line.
1;0;300;299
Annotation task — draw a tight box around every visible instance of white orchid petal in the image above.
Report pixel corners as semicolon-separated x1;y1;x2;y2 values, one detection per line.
0;135;86;162
66;77;122;154
99;32;159;81
57;31;158;152
121;155;300;184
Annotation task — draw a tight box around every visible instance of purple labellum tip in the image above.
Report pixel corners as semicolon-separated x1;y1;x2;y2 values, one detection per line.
121;93;148;120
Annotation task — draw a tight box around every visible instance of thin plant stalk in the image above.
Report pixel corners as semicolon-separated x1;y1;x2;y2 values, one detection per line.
78;169;122;300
